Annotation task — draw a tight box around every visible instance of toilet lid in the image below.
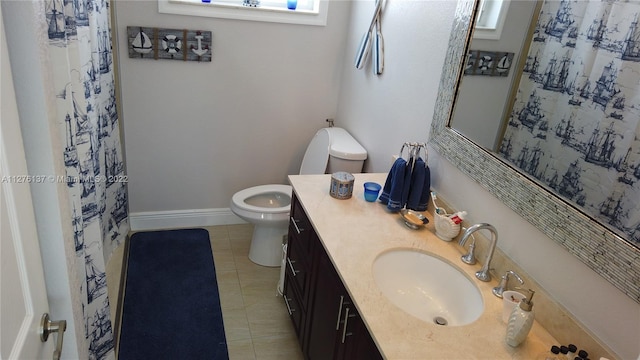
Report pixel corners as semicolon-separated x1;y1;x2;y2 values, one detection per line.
299;128;330;175
329;128;367;160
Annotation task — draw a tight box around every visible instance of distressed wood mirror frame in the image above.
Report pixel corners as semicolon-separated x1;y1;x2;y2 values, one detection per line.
429;0;640;303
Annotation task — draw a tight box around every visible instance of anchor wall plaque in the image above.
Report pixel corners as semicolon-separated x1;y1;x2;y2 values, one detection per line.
127;26;212;62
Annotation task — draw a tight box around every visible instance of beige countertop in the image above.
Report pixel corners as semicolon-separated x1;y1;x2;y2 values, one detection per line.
289;173;558;360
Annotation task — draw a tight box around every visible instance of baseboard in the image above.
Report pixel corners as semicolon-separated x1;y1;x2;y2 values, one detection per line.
129;208;246;231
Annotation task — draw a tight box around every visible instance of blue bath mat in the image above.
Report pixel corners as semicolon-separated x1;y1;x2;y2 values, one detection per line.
118;228;228;359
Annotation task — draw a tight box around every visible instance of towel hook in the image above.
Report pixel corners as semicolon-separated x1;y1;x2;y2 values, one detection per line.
400;142;427;172
409;143;418;171
398;143;412;161
416;143;428;165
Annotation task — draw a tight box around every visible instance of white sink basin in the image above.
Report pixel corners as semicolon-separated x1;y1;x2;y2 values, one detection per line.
372;249;484;326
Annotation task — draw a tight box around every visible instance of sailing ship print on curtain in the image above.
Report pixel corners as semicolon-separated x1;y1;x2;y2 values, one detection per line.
44;0;129;358
500;0;640;248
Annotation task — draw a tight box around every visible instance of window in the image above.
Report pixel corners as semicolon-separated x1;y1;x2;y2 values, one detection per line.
158;0;328;26
474;0;510;40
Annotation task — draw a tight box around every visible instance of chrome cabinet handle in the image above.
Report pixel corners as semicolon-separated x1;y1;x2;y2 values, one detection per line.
335;295;345;330
40;313;67;360
290;216;304;234
341;307;356;343
284;296;295;315
287;257;300;276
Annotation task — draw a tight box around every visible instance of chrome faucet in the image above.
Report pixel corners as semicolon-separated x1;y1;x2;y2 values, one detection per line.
458;223;498;282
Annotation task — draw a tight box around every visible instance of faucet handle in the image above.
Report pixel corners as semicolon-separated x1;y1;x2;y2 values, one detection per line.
460;233;477;265
492;270;524;298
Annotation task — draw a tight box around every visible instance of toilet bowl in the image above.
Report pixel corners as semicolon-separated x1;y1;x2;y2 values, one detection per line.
231;127;367;267
230;185;292;266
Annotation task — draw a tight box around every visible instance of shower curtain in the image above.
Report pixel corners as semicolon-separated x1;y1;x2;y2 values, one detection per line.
41;0;129;358
500;0;640;247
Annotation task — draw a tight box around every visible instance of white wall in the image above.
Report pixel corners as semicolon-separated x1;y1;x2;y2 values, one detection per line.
335;1;639;359
115;0;352;214
336;0;456;171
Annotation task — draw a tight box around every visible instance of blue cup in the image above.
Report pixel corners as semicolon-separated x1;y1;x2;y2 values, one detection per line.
363;182;382;202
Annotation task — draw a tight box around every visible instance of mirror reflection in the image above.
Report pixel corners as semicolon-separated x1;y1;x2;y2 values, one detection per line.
450;0;640;248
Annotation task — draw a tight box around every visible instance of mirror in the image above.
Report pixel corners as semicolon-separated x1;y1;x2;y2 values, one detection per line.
451;1;540;150
429;0;640;303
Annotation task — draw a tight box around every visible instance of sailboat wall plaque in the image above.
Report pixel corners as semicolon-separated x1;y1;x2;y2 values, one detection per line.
127;26;212;62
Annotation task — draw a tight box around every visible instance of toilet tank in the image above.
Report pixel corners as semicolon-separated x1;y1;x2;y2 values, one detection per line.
326;128;367;173
299;127;367;175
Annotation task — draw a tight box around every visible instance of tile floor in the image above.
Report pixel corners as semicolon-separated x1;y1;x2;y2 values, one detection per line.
106;224;304;360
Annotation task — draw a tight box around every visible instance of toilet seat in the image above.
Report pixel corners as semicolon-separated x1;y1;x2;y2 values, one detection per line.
231;184;292;214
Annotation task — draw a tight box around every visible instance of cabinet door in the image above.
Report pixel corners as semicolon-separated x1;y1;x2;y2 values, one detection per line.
306;245;344;360
336;307;383;360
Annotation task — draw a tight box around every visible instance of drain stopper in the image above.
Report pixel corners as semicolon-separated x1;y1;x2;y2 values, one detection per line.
433;316;448;326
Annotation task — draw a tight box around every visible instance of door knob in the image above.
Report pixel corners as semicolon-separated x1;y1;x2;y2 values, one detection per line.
40;313;67;360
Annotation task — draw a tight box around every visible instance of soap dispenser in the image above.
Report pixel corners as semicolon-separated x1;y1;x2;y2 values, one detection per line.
506;289;535;347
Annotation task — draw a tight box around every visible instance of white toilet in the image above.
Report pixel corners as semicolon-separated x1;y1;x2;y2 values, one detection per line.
230;127;367;266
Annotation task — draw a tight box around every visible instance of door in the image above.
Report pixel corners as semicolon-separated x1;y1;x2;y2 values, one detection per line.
1;4;56;358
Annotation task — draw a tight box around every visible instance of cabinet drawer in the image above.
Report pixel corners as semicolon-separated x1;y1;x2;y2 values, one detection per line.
286;232;310;305
283;266;305;344
289;198;313;256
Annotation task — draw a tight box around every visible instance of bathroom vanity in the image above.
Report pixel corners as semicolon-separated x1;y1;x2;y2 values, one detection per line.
284;173;558;359
283;188;382;359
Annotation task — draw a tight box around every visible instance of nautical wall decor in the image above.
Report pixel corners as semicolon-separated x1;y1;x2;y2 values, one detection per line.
464;50;514;76
127;26;212;62
500;0;640;248
44;0;129;358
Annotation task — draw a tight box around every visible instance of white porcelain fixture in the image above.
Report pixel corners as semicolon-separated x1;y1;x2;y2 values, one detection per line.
230;127;367;266
231;184;293;266
372;249;484;326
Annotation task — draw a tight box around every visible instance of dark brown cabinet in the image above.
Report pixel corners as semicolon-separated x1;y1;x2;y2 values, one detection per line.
283;194;314;349
283;194;382;360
